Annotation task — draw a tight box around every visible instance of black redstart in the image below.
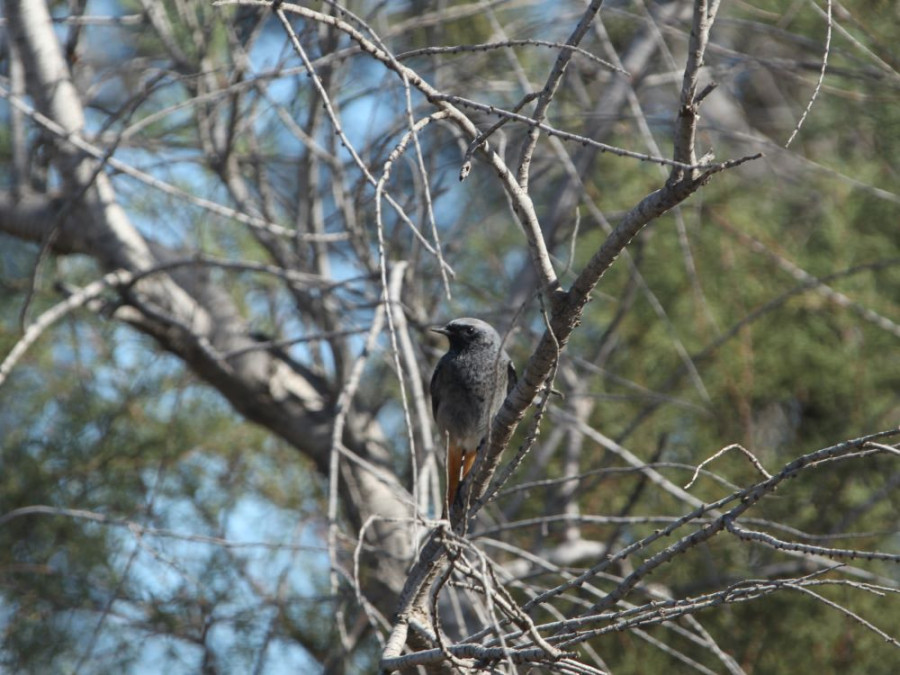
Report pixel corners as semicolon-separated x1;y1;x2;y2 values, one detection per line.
430;318;517;514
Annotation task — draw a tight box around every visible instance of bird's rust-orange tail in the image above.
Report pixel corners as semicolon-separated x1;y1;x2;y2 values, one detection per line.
445;444;478;516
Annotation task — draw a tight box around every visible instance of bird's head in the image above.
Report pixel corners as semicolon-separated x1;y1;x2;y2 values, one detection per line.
431;317;500;351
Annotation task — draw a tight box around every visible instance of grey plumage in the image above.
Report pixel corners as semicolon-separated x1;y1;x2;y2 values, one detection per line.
430;318;517;509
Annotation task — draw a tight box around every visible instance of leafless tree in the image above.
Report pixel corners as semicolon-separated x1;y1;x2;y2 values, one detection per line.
2;0;899;672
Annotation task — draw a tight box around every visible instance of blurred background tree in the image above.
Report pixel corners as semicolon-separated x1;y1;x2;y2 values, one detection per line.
1;0;899;672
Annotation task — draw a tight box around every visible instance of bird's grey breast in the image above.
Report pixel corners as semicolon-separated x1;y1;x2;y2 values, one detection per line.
433;345;507;448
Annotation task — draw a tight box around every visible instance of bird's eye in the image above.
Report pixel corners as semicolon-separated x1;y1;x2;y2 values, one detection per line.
465;326;475;335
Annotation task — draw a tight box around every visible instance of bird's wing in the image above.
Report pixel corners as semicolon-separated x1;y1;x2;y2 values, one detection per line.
430;358;444;420
506;357;517;395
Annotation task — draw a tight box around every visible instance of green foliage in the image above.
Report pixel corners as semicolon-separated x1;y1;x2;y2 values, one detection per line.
468;3;900;670
4;0;900;672
0;245;324;672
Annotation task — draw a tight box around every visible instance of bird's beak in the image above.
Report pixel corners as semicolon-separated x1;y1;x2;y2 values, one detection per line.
431;326;449;336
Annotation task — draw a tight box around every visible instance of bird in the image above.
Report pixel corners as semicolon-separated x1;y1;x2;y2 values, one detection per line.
430;318;517;515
